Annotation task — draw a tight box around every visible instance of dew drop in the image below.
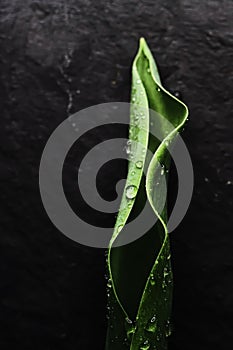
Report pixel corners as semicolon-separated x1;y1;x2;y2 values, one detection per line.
125;317;136;341
136;160;143;169
129;153;134;160
161;167;165;176
125;140;131;155
147;67;151;73
140;340;150;350
162;280;167;290
156;87;161;92
136;79;141;84
146;316;157;333
126;185;137;199
163;267;169;278
107;279;112;288
117;225;124;233
165;320;172;337
125;317;133;324
150;274;155;286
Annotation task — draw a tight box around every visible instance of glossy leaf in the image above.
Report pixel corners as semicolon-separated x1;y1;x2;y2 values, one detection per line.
105;38;188;350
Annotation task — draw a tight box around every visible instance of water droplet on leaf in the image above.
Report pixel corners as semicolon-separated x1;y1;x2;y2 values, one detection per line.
117;225;123;233
125;140;131;155
150;274;155;286
163;267;169;278
165;320;172;337
146;316;157;332
107;279;112;288
136;161;143;169
125;317;136;341
140;340;150;350
126;185;137;199
125;317;133;324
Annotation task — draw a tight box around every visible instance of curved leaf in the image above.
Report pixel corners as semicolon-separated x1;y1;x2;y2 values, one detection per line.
105;38;188;350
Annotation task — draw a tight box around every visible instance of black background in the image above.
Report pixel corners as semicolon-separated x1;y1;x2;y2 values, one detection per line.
0;0;233;349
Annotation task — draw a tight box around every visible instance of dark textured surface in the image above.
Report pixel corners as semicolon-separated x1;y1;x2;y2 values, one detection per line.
0;0;233;349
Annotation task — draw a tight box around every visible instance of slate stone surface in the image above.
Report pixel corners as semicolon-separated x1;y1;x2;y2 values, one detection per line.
0;0;233;349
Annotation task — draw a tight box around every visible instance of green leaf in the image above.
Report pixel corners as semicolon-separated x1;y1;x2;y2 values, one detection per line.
105;38;188;350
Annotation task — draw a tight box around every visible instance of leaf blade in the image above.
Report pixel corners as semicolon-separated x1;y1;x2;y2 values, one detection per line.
106;38;188;350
